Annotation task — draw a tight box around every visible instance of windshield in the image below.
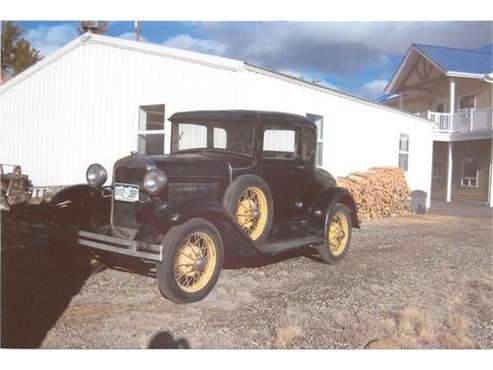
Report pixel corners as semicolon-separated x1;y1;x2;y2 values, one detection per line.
171;121;255;157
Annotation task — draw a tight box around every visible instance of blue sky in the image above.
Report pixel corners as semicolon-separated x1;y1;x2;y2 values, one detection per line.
16;21;493;100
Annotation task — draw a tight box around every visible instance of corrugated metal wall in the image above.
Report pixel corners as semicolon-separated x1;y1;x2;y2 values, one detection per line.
0;38;433;203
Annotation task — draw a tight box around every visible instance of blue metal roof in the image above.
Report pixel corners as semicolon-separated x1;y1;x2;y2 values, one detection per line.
413;43;492;75
476;44;493;54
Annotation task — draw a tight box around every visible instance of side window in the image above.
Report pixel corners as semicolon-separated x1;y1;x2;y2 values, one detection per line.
301;128;316;163
213;127;227;149
137;104;165;155
306;113;323;166
263;128;297;159
398;133;409;171
460;157;479;187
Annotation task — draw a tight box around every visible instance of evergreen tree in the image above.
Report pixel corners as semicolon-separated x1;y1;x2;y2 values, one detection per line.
13;39;41;75
1;21;41;81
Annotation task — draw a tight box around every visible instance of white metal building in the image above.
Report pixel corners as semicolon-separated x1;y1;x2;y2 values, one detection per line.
0;33;434;206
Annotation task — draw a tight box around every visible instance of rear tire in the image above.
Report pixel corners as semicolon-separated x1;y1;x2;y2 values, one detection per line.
317;203;352;264
223;175;273;244
157;218;224;304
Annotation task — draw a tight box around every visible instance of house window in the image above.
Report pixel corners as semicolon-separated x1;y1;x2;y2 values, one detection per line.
263;128;297;159
306;113;323;166
398;134;409;171
459;95;475;110
432;159;441;185
435;102;445;113
137;105;165;155
460;157;479;188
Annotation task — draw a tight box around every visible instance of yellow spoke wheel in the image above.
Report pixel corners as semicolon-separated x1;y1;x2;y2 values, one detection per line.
328;212;349;256
174;232;217;293
235;186;268;241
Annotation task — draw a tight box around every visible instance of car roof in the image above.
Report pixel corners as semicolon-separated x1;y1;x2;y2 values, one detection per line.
169;110;316;128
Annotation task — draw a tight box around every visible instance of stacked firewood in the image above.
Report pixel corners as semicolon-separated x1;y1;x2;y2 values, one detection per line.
336;167;412;221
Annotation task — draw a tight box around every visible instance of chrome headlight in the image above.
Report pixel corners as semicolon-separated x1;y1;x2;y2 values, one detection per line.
86;163;107;187
143;168;167;195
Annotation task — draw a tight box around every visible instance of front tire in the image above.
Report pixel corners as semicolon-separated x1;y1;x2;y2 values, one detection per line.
157;218;224;304
317;203;352;264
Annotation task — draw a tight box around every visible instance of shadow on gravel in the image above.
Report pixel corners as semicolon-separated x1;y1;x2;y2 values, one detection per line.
224;245;321;269
1;209;92;348
148;331;190;349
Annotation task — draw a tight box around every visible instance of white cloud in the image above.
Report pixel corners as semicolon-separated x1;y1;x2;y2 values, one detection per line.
118;32;148;42
24;24;78;57
196;21;491;77
357;79;389;100
163;34;227;55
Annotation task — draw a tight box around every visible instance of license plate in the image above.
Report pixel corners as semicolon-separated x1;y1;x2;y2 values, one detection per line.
114;183;139;203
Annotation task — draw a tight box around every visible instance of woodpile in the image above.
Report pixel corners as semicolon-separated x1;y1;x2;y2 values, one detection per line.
337;167;412;222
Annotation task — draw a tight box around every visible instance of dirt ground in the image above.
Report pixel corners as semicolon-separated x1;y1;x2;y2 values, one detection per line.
1;201;492;349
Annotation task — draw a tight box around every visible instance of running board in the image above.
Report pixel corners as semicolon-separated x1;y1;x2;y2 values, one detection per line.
257;236;324;255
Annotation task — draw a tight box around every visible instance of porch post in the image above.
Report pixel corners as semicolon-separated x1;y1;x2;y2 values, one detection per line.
399;94;404;110
446;142;453;202
449;77;455;131
489;156;493;207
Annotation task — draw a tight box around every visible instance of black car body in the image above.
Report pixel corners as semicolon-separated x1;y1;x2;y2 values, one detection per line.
52;110;359;303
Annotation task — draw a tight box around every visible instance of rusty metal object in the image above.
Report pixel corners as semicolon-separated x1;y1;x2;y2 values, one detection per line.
1;164;32;210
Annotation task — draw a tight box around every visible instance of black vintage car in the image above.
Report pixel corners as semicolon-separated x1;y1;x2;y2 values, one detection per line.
51;110;359;303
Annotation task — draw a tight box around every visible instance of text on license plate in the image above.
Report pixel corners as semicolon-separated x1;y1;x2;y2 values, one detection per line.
114;183;139;202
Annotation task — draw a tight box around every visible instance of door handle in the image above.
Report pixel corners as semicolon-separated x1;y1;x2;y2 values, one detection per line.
297;165;306;170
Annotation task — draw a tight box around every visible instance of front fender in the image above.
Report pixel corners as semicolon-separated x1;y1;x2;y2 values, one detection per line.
49;184;110;229
153;198;258;258
308;186;360;238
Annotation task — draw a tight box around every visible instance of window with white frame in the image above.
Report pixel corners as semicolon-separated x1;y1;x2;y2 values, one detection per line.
459;95;475;110
460;157;479;188
306;113;323;166
137;104;165;155
398;133;409;171
432;159;442;186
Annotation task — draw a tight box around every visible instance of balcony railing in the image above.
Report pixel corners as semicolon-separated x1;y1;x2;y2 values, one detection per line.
423;108;493;134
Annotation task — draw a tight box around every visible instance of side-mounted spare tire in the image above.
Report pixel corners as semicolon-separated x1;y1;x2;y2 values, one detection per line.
222;174;273;245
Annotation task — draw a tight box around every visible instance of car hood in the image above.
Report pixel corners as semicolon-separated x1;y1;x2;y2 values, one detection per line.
114;152;254;184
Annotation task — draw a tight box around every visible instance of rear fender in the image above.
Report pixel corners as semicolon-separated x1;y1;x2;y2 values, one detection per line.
153;198;258;258
308;187;359;239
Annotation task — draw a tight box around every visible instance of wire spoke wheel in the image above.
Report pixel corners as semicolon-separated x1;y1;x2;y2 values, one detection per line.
235;186;268;241
174;232;217;293
328;212;349;256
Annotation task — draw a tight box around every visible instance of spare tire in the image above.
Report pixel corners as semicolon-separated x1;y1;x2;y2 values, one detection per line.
223;174;273;244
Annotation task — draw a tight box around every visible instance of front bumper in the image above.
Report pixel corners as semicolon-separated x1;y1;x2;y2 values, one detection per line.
77;230;163;262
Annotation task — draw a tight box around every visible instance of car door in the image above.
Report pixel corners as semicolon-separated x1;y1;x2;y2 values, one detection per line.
258;123;307;224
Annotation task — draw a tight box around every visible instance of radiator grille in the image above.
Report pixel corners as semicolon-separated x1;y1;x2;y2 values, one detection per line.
113;201;140;229
168;182;219;199
114;167;146;185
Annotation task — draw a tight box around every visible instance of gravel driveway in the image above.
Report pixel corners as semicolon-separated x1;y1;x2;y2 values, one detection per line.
1;201;492;349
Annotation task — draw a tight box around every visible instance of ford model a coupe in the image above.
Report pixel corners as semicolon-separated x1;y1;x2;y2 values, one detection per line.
51;110;359;303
